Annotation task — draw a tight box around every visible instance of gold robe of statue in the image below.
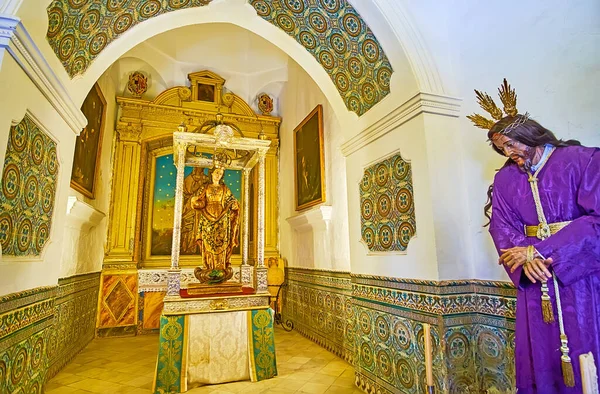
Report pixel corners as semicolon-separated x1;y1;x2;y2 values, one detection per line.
191;167;240;270
181;167;208;254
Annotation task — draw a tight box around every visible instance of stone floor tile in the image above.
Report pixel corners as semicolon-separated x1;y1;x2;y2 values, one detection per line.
47;328;356;394
297;382;331;394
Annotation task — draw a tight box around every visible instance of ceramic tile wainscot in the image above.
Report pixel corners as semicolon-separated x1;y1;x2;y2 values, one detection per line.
283;268;517;394
0;272;100;392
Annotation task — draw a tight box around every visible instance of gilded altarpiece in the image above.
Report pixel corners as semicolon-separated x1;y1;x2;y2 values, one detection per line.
100;71;281;336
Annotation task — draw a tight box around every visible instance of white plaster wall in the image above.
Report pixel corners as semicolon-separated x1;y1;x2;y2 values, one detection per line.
345;114;439;280
279;61;350;271
105;56;169;100
59;73;117;278
113;22;290;113
6;0;598;284
0;56;77;295
399;0;600;280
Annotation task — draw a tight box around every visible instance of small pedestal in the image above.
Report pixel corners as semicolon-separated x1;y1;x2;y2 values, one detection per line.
152;294;277;394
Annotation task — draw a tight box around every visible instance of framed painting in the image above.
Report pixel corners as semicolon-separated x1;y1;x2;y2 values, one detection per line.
294;104;325;211
70;83;106;198
197;83;215;102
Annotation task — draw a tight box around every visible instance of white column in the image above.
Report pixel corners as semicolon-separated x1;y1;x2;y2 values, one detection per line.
242;168;250;266
257;152;266;267
167;142;186;296
256;151;268;293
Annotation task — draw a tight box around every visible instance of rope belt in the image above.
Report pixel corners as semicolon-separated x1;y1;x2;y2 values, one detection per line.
524;221;572;238
525;147;575;387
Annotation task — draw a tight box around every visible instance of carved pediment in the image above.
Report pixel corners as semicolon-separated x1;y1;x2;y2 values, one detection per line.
149;70;255;117
187;70;226;85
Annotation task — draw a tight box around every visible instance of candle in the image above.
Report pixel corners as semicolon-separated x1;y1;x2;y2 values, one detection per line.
423;323;434;388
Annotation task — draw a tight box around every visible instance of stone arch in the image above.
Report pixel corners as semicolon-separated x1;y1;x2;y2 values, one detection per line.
44;0;421;118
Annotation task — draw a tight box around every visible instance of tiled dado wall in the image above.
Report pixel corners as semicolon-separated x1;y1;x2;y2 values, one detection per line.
284;268;517;394
0;272;100;392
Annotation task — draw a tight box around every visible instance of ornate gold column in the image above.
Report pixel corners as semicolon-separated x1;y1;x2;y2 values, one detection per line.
105;122;142;267
97;121;142;337
264;150;279;258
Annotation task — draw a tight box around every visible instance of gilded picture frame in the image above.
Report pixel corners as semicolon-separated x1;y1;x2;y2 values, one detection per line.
70;83;106;198
140;141;246;268
294;104;326;211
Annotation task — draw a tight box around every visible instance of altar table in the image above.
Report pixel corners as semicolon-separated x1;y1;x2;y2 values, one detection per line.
152;295;277;393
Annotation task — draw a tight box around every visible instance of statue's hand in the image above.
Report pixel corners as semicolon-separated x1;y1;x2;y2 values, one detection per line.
499;246;528;272
523;258;553;283
191;196;205;209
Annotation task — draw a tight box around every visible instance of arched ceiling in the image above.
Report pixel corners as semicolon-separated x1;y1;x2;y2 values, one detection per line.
45;0;393;116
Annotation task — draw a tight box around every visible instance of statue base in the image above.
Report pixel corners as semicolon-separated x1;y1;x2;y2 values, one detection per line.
187;282;244;296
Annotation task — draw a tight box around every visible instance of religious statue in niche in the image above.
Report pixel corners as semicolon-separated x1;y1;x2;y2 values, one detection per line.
191;157;240;284
127;71;148;98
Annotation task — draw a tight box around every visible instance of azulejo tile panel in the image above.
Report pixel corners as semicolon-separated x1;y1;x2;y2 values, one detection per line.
0;115;58;256
472;324;515;393
48;272;101;379
284;269;517;393
0;273;101;391
46;0;392;116
0;325;51;394
284;268;353;362
0;286;56;394
359;153;416;252
249;0;393;115
46;0;213;77
353;303;445;394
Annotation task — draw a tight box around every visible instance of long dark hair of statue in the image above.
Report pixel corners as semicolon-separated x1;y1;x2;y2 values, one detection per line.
483;115;581;226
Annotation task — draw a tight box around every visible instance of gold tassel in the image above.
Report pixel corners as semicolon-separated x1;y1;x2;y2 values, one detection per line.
560;334;575;387
541;281;555;323
561;357;575;387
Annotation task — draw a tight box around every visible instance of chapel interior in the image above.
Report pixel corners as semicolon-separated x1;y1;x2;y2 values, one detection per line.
0;1;598;394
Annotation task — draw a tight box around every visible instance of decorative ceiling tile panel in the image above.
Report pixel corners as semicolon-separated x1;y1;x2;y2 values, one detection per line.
0;115;58;256
359;153;415;253
249;0;393;115
46;0;213;77
46;0;393;116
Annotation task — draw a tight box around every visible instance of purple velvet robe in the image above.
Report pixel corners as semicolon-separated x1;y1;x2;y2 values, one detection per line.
489;145;600;393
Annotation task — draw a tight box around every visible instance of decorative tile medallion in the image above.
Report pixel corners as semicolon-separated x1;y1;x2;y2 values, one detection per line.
359;153;416;252
46;0;212;78
249;0;393;115
46;0;392;116
0;114;58;256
